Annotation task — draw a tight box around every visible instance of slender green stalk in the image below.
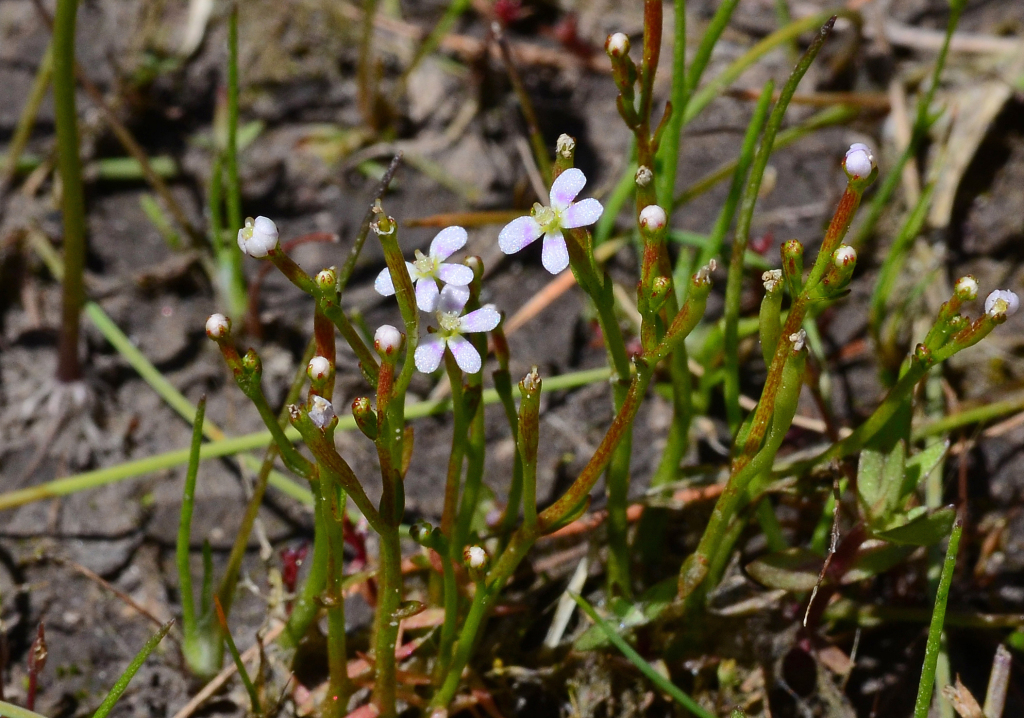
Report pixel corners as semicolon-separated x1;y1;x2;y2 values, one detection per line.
315;463;351;715
654;0;686;207
913;393;1024;440
723;21;834;429
371;527;403;718
92;622;174;718
280;482;329;649
572;594;716;718
913;518;963;718
2;43;53;187
53;0;86;382
177;399;223;677
213;599;261;715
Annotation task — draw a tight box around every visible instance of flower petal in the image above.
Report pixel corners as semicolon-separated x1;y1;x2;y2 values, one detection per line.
415;278;440;312
414;336;446;373
541;231;570;274
459;304;501;333
374;266;396;296
429;226;468;260
549;168;586;210
437;263;475;287
437;284;470;313
406;260;425;281
561;198;604;229
447;335;482;374
498;216;542;254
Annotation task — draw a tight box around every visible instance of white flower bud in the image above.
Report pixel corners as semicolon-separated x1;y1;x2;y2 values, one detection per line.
236;216;279;258
556;134;575;158
789;330;806;352
309;395;335;429
954;275;978;300
374;324;403;356
307;356;332;381
762;269;782;293
463;545;487;569
206;313;230;338
635;166;653;187
606;32;630;58
985;289;1020;318
833;245;857;267
844;143;875;179
639;204;667;231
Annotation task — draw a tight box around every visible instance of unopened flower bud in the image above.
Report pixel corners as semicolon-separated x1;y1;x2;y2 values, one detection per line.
789;330;806;352
635;166;653;187
309;395;335;429
374;324;404;356
650;276;671;310
556;134;575;158
833;245;857;268
410;521;433;544
242;349;261;375
606;32;630;58
954;275;978;301
206;313;230;339
844;142;875;179
463;545;488;569
639;204;667;232
308;356;332;381
351;396;378;440
464;255;484;281
237;216;279;258
762;269;783;293
985;289;1020;318
316;267;337;292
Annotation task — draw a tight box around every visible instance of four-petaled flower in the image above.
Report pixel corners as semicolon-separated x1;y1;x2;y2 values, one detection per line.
498;168;603;274
415;285;500;374
375;226;475;312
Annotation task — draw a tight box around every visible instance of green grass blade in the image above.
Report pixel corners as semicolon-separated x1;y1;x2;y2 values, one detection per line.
913;516;962;718
0;701;49;718
571;593;716;718
214;598;261;714
92;622;174;718
176;398;206;641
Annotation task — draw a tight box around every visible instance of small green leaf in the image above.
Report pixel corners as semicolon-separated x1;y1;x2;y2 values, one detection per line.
902;440;949;498
843;540;916;582
874;505;957;546
746;547;822;591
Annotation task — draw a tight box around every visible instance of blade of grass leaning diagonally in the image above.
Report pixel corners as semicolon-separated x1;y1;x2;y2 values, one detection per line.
571;594;716;718
91;621;175;718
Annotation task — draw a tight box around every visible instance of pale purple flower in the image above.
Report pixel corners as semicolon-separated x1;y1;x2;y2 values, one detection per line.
985;289;1020;318
237;216;279;258
374;226;475;312
414;285;500;374
498;168;604;274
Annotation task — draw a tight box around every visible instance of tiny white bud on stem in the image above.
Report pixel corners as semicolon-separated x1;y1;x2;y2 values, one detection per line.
844;142;875;179
954;275;978;300
639;204;667;231
206;313;230;338
606;32;630;57
236;216;279;258
374;324;404;356
463;545;487;569
308;356;332;381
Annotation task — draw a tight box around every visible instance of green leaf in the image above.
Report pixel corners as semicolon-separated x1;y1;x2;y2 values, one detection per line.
843;540;916;582
875;505;957;547
746;547;822;591
901;440;949;498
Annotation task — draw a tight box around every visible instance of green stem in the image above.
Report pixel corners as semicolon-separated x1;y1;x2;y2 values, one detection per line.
371;527;403;718
214;599;261;715
654;0;686;207
723;19;834;429
53;0;86;383
91;622;174;718
913;517;963;718
280;482;329;649
318;473;351;714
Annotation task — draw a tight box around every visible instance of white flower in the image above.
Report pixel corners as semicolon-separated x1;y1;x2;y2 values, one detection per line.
205;313;230;338
236;216;279;258
374;226;474;312
498;168;604;274
309;395;335;429
844;143;874;179
639;204;667;231
414;285;501;374
307;356;331;381
984;289;1019;318
374;324;403;356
